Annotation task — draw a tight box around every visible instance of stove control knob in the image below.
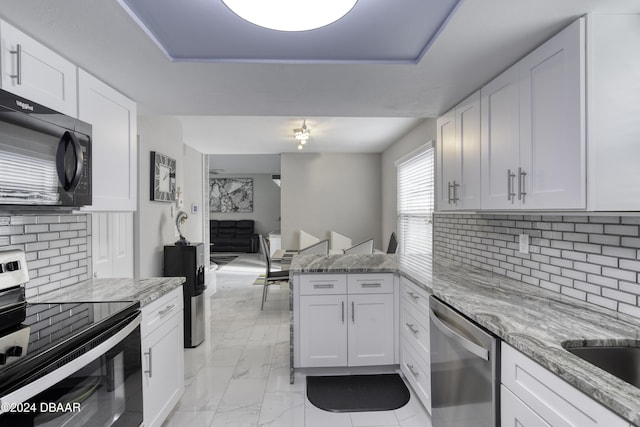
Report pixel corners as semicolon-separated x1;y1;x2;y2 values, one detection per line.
0;264;3;273
6;346;22;357
0;354;6;365
5;261;20;272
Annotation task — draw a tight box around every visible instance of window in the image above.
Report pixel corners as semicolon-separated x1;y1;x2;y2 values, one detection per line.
396;143;434;276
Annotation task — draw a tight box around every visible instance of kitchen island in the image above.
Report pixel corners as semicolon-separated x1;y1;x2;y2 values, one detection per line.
290;253;640;426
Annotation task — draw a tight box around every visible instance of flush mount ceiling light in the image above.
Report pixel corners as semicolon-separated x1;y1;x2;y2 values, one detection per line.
222;0;358;32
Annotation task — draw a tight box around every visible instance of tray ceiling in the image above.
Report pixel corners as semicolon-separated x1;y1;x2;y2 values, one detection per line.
117;0;461;63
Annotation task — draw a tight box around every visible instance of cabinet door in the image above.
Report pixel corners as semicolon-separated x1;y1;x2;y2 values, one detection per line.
481;64;520;209
0;20;77;116
456;91;481;209
588;14;640;211
347;293;395;366
519;18;585;209
142;310;184;427
92;212;134;278
78;69;137;211
436;109;458;210
501;385;550;427
299;295;348;367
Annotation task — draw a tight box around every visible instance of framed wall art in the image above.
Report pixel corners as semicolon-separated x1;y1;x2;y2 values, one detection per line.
150;151;176;202
210;178;253;213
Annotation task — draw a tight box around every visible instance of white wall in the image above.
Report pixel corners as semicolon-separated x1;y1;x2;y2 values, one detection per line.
208;173;281;237
381;119;436;244
183;144;205;245
135;116;184;278
281;153;381;250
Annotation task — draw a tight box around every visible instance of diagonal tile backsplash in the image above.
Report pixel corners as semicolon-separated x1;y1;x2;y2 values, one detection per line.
434;213;640;319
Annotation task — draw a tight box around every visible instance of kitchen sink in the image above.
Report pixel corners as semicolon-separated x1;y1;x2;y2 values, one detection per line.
563;344;640;388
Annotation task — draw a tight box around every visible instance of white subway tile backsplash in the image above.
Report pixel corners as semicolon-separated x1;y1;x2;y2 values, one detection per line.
435;213;640;319
1;213;91;296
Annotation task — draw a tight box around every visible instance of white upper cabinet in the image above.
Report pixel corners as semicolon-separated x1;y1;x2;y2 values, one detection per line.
0;20;77;117
436;109;457;210
481;18;585;210
519;18;585;209
480;65;520;209
587;14;640;211
78;69;137;211
436;91;481;210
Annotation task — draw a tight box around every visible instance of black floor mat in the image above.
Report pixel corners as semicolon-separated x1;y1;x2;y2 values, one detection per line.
306;374;410;413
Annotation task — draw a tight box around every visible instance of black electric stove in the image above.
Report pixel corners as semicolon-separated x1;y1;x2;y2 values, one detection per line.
0;250;139;398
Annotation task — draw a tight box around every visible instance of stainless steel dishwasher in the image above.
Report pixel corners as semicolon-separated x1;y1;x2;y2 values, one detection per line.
429;296;499;427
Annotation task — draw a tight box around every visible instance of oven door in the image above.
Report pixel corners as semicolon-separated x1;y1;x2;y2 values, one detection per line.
0;312;143;427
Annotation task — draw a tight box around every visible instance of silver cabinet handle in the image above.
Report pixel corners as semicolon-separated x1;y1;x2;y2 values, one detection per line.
507;169;516;202
518;167;527;203
406;323;419;335
361;283;382;288
447;181;453;204
313;284;334;289
406;291;419;301
407;364;419;377
144;348;153;378
10;44;22;85
158;304;176;316
341;301;345;323
351;301;355;323
451;180;460;203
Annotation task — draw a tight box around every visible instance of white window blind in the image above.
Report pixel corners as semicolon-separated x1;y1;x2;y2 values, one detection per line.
397;144;434;277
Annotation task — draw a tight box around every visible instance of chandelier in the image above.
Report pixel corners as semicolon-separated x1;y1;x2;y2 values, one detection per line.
294;119;310;150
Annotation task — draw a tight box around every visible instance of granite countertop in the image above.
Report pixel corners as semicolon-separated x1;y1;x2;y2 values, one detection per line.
291;253;640;425
289;253;399;273
29;277;186;307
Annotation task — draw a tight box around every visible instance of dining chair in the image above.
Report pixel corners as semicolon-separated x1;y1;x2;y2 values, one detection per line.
259;235;289;310
387;232;399;254
344;238;374;255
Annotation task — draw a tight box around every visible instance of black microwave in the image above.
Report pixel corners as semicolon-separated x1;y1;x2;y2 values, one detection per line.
0;89;91;209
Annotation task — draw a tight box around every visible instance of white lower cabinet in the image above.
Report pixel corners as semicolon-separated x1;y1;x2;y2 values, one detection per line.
141;287;185;427
399;277;432;413
299;294;348;367
501;343;628;427
348;293;395;366
295;273;397;368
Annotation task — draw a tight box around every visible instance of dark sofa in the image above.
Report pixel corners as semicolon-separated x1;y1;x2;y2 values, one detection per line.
210;220;259;253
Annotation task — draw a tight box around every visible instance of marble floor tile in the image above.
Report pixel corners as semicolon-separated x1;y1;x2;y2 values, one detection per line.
161;409;216;427
257;391;305;427
162;253;433;427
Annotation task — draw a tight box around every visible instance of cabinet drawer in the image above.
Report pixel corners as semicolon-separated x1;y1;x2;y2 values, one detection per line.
347;273;394;294
400;304;430;358
502;343;628;427
299;274;347;295
401;277;431;314
141;287;184;336
400;336;431;413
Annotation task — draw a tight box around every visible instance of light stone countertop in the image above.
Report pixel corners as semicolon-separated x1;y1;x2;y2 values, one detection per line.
290;253;640;426
29;277;186;307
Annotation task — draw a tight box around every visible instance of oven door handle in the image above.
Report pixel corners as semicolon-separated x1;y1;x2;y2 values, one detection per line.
429;307;489;361
0;312;142;412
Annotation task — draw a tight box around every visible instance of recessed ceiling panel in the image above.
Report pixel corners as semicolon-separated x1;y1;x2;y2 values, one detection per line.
118;0;461;63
